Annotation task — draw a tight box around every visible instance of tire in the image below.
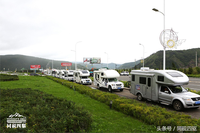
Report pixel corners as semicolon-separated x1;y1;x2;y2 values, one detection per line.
137;93;143;101
120;89;123;92
108;86;112;93
173;100;183;111
97;84;100;89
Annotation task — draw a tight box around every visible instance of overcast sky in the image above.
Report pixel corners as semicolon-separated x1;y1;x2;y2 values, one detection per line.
1;0;199;64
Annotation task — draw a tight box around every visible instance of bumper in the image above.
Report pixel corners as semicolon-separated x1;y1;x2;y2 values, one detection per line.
82;81;92;85
184;101;200;108
112;86;124;90
68;78;74;81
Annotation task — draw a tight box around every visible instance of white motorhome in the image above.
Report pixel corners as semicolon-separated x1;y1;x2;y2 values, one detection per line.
55;70;60;78
43;70;48;75
73;70;92;85
64;70;74;81
59;70;66;79
130;67;200;111
52;69;58;77
93;68;124;92
43;69;52;75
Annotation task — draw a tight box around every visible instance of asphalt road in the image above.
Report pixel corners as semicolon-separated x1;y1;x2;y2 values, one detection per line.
117;76;200;91
183;78;200;91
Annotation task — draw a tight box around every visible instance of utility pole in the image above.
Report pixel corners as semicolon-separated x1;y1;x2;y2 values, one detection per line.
196;52;197;67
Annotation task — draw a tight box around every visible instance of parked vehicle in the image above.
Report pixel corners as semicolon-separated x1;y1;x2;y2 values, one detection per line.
120;71;129;76
64;70;74;81
59;70;66;79
130;67;200;111
52;69;58;77
55;70;60;78
30;73;39;76
73;70;92;85
93;68;124;92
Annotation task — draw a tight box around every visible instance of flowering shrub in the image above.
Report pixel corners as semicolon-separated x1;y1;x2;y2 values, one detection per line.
187;88;200;95
0;74;19;81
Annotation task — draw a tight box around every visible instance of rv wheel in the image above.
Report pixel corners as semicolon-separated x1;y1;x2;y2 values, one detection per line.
108;86;112;93
137;93;143;101
173;100;183;111
97;84;100;89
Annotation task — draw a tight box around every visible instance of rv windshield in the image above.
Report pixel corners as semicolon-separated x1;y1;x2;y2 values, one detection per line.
81;76;88;79
108;78;118;82
168;85;187;93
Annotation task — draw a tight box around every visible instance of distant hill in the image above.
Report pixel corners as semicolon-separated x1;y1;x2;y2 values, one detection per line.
0;54;86;71
80;63;122;70
0;54;121;71
1;48;199;71
118;48;200;69
117;60;141;69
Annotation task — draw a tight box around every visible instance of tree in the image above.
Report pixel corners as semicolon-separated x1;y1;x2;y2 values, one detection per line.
195;67;200;74
188;67;193;74
172;62;176;70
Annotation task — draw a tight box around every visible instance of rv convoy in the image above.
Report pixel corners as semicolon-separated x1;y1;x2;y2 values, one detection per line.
44;67;200;111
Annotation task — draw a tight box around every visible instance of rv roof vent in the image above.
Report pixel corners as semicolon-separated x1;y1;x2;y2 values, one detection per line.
140;67;150;71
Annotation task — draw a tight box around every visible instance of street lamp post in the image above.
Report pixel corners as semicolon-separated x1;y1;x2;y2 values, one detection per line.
139;43;145;68
72;41;82;70
104;52;108;68
152;0;166;70
52;60;53;70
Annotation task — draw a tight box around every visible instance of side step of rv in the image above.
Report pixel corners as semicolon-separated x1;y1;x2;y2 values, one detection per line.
160;102;170;105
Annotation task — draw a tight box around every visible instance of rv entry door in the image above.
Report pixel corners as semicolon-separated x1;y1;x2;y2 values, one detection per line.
146;77;152;99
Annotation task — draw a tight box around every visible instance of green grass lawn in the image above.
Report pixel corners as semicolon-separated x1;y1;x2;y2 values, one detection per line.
0;76;159;132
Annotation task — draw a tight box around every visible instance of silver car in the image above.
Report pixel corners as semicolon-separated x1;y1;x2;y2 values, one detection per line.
159;85;200;111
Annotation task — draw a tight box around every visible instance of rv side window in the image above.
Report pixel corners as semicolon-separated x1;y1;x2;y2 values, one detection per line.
148;78;151;87
158;76;164;82
132;75;135;81
167;72;183;77
139;77;146;84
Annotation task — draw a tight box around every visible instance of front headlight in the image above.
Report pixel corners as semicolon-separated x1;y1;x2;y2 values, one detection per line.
112;84;115;86
182;97;192;101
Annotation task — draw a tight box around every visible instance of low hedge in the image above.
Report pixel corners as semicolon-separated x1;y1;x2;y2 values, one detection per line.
0;74;19;81
47;76;200;131
121;81;131;88
187;74;200;78
0;88;92;132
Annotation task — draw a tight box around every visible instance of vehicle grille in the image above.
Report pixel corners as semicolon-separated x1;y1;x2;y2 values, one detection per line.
116;84;122;87
191;97;200;101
